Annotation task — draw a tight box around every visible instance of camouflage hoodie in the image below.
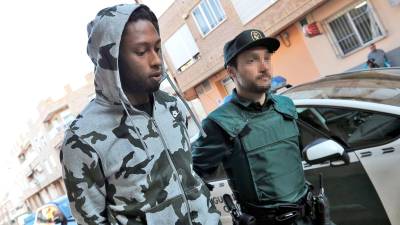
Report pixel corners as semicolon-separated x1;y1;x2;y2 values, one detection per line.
60;4;220;225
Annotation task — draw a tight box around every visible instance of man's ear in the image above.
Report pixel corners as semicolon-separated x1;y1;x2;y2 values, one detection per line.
226;66;237;81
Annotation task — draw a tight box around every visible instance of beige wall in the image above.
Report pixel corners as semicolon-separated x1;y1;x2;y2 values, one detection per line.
196;69;228;113
273;24;320;85
304;0;400;75
159;0;328;112
159;0;327;92
21;73;95;207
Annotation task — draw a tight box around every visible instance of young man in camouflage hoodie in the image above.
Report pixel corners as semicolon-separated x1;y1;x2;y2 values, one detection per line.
60;4;220;225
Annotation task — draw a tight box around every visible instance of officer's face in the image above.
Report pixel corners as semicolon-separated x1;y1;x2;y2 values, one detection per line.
119;19;163;95
229;46;272;94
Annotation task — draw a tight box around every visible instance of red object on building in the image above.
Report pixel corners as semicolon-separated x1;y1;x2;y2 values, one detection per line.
303;22;321;37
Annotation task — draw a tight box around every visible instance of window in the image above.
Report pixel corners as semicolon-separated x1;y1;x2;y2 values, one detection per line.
297;107;400;150
164;24;200;71
192;0;226;36
327;1;384;55
230;0;277;24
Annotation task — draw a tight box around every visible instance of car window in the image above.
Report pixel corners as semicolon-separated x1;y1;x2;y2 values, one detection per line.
297;107;400;150
282;70;400;107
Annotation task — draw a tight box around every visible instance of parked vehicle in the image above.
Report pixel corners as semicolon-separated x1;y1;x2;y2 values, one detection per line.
33;195;76;225
23;213;35;225
208;68;400;225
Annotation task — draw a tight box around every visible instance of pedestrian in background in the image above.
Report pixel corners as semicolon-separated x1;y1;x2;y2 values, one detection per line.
367;43;391;68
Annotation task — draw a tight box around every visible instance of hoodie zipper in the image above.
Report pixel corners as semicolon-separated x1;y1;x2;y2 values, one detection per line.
147;96;194;224
124;99;194;224
150;117;194;225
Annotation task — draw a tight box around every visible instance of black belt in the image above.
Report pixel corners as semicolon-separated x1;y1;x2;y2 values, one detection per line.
240;196;311;225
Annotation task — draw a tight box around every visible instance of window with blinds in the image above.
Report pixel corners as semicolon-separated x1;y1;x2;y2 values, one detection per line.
230;0;277;24
164;24;200;71
327;1;383;56
192;0;226;36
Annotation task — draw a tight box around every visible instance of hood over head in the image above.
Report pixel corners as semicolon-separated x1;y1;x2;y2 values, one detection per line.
86;4;207;138
87;4;157;106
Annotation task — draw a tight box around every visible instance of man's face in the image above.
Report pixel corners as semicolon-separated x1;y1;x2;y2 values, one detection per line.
119;19;162;95
370;44;376;51
228;46;272;94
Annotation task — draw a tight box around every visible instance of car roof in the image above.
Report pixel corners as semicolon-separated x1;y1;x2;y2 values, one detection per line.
282;68;400;107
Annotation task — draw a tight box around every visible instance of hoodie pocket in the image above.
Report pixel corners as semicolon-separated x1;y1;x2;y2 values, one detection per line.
185;186;221;225
145;195;190;225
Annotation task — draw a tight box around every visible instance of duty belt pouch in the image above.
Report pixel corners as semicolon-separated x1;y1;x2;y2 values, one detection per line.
311;174;331;225
313;193;330;225
244;204;303;225
275;209;299;224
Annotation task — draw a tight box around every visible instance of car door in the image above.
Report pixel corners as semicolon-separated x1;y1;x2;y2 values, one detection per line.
296;104;400;225
347;112;400;225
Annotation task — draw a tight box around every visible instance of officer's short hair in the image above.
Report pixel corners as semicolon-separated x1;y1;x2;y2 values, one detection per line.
227;56;237;69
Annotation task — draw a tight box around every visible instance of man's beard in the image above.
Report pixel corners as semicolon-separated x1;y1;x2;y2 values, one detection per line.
123;79;161;95
252;84;270;94
146;82;161;93
250;75;271;93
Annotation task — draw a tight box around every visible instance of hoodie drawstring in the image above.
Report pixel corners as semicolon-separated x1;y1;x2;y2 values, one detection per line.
120;99;152;160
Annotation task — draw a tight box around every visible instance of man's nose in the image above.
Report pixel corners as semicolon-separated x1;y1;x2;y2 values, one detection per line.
259;60;271;72
150;50;162;68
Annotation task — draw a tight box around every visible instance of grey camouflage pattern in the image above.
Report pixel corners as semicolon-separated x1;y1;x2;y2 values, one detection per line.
60;4;220;225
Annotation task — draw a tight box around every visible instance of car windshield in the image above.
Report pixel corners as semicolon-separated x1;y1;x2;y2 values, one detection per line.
282;69;400;107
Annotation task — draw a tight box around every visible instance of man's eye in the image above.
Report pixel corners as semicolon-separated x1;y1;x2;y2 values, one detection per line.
135;51;145;56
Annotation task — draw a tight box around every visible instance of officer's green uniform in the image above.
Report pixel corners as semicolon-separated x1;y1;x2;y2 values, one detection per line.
192;90;310;224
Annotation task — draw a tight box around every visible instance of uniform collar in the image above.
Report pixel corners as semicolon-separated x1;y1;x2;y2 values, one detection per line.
230;89;272;109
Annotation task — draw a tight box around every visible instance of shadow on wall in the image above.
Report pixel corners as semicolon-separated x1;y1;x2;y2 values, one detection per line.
348;46;400;71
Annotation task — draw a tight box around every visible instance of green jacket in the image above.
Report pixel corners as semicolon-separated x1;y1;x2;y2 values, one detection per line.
192;91;307;207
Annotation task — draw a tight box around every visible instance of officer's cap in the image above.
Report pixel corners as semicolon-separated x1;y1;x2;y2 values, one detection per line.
223;29;280;68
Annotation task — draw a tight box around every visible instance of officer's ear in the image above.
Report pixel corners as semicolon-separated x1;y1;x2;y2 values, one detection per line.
226;65;237;81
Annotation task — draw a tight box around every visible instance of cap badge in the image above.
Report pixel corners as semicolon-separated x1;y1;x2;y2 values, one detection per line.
251;31;262;40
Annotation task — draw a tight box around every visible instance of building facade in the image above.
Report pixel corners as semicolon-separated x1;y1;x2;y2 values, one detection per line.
159;0;400;114
15;73;95;212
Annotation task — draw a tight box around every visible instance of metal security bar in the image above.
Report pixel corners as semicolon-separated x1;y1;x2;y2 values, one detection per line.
328;1;383;55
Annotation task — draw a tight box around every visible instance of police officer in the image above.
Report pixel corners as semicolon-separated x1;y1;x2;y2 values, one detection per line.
192;29;320;225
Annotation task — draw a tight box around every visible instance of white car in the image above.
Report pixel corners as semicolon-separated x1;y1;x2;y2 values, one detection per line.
207;68;400;225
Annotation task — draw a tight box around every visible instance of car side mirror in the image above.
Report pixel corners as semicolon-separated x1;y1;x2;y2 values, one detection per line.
302;138;349;165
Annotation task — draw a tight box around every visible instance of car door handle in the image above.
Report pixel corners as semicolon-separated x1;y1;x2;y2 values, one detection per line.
360;151;372;157
382;147;395;154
